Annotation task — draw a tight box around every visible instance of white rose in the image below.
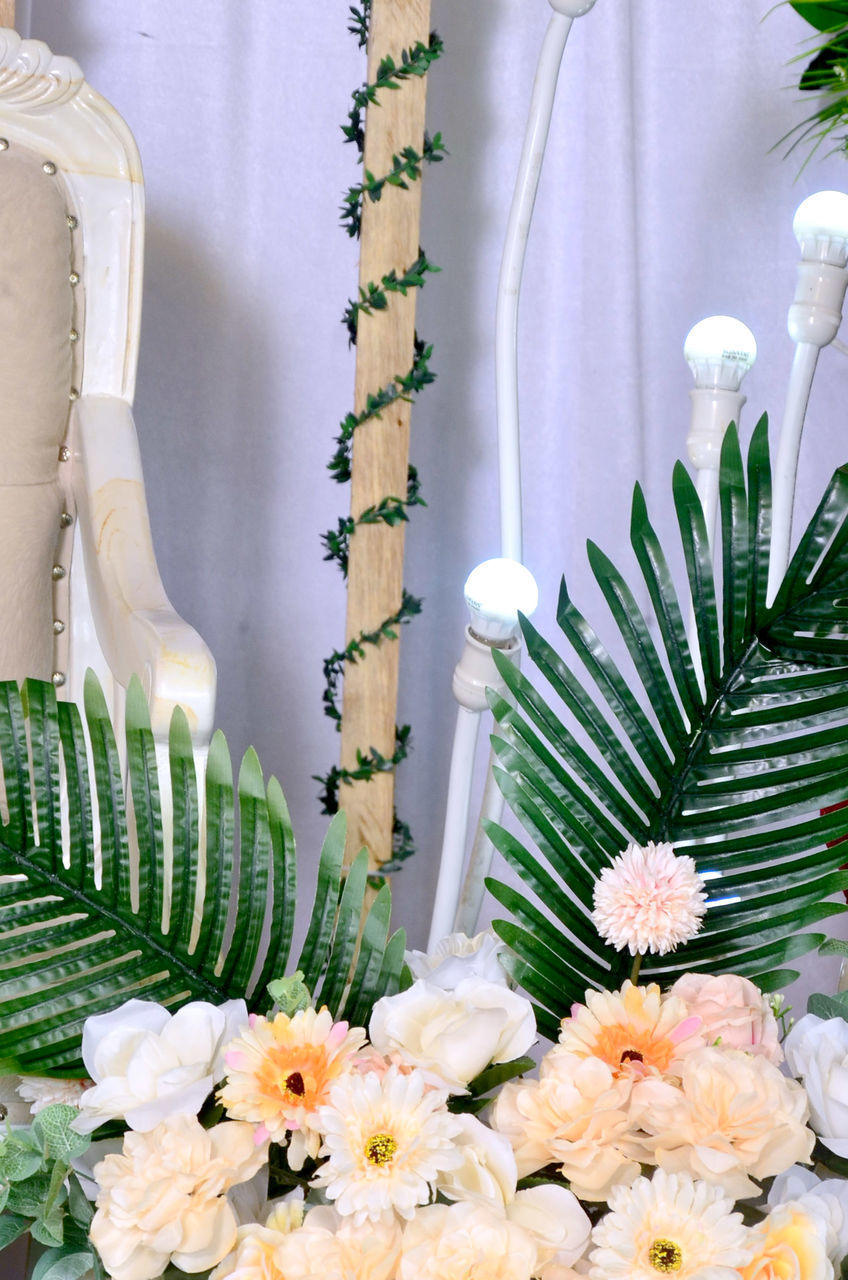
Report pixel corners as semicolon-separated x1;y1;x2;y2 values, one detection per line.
436;1114;518;1206
369;977;536;1091
785;1014;848;1157
406;931;510;989
74;996;248;1133
506;1184;592;1277
769;1165;848;1266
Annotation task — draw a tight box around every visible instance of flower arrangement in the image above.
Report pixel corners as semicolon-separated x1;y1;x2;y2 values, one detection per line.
5;840;848;1280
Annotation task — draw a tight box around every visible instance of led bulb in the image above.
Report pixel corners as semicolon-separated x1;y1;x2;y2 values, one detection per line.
684;316;757;392
793;190;848;268
464;558;539;644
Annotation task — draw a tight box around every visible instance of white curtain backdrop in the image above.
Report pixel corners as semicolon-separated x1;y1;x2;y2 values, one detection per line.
25;1;848;983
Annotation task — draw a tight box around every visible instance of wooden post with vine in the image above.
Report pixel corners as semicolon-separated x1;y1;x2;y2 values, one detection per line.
318;0;442;873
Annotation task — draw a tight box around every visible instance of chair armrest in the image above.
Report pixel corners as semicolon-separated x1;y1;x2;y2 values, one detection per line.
71;394;216;744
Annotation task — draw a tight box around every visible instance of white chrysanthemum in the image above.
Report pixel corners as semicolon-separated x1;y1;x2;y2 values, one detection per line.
589;1169;753;1279
592;842;706;956
17;1076;88;1114
314;1065;463;1223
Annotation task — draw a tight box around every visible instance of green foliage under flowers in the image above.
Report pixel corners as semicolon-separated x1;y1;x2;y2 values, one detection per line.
783;0;848;163
486;418;848;1038
0;673;405;1076
0;1103;95;1278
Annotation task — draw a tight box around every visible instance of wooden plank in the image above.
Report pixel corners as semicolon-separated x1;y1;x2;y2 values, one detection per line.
0;2;15;29
339;0;432;868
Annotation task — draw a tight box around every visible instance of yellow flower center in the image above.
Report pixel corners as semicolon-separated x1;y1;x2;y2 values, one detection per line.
648;1239;683;1273
364;1132;398;1166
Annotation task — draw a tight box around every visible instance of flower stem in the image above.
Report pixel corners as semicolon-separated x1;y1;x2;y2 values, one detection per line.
630;952;644;985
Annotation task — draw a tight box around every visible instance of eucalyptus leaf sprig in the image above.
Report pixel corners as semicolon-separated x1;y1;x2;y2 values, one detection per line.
316;8;444;871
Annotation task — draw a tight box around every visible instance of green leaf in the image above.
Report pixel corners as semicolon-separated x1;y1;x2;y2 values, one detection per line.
32;1105;90;1163
820;937;848;956
7;1170;52;1217
468;1056;536;1096
808;990;848;1020
32;1250;95;1280
0;1137;43;1182
0;1211;30;1250
0;677;398;1073
790;0;848;32
487;423;848;1029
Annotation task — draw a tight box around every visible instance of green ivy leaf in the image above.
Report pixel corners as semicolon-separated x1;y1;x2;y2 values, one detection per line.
6;1169;53;1216
0;1211;31;1250
0;1136;44;1182
31;1199;66;1248
32;1105;91;1163
31;1249;95;1280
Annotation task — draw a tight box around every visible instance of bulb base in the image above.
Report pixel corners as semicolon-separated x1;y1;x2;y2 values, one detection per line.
788;260;848;347
548;0;597;14
452;626;520;713
687;388;746;471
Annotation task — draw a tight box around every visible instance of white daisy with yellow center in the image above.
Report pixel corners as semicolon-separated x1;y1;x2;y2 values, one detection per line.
314;1065;464;1224
589;1169;753;1279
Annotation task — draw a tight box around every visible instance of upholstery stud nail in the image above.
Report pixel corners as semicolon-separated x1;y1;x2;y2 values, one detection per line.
0;138;8;151
69;386;79;401
69;272;79;286
42;160;56;175
69;328;79;343
51;672;66;688
59;511;73;527
53;620;65;635
52;565;66;581
66;214;78;229
58;445;71;462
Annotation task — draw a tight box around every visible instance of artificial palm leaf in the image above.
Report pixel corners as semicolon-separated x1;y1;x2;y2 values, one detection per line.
486;418;848;1039
0;672;403;1074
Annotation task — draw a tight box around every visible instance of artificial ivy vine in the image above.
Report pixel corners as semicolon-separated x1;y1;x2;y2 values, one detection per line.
313;4;445;873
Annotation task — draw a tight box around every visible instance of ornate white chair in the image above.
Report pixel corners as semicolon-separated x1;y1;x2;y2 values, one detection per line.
0;28;215;753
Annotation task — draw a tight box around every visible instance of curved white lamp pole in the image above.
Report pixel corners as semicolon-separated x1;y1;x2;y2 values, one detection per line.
496;0;598;563
431;0;596;950
768;191;848;605
428;560;538;950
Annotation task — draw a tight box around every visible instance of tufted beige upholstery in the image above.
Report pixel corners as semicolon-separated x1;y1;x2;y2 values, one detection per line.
0;146;77;682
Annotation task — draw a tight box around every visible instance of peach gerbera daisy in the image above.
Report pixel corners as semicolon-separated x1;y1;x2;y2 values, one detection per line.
558;982;703;1079
218;1006;367;1167
592;841;706;956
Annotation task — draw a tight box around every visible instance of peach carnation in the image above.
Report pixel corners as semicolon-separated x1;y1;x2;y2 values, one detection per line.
209;1225;290;1280
89;1113;267;1280
491;1049;640;1201
276;1206;402;1280
558;981;703;1079
398;1202;539;1280
592;841;706;956
669;973;783;1064
630;1047;814;1199
218;1006;366;1167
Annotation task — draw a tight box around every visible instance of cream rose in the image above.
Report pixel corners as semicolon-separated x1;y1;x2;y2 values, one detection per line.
89;1113;267;1280
669;973;782;1063
436;1113;518;1206
784;1014;848;1158
277;1206;402;1280
769;1166;848;1266
369;977;535;1091
742;1204;831;1280
75;996;247;1133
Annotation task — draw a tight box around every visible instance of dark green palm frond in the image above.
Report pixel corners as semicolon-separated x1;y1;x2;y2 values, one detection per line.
486;418;848;1039
0;672;403;1074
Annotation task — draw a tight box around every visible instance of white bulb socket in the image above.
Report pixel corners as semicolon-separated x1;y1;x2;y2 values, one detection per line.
548;0;598;14
464;558;539;646
683;316;757;392
793;190;848;267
